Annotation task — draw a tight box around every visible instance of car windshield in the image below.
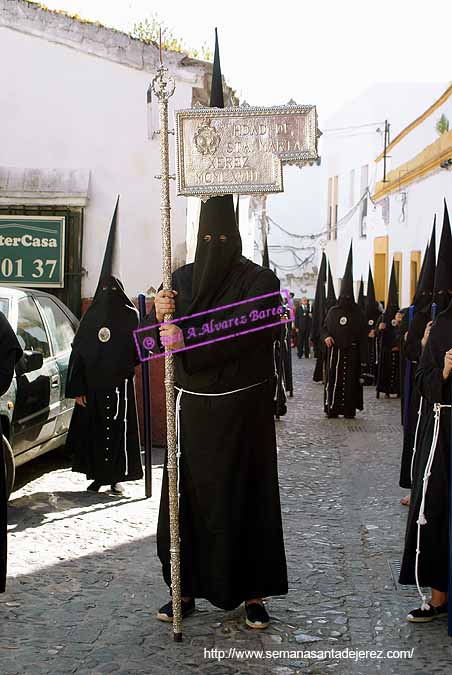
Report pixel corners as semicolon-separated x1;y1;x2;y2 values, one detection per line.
0;297;8;318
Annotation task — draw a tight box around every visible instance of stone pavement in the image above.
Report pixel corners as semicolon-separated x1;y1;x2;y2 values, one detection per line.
1;357;451;675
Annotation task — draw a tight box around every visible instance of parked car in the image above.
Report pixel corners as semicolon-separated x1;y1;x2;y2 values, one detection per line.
0;287;79;497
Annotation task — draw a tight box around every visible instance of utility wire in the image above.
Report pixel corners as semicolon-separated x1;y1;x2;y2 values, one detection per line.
267;188;371;241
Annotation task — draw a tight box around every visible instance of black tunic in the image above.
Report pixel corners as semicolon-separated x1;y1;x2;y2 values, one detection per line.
65;277;143;485
146;259;288;610
399;316;452;591
65;352;143;484
376;317;401;397
0;312;23;592
321;304;368;417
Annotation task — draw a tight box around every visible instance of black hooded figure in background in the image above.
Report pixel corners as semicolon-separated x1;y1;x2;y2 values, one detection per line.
376;261;401;398
142;31;287;630
310;252;327;382
262;233;288;416
399;200;452;623
364;266;381;384
357;277;365;313
1;314;23;593
65;198;143;494
432;200;452;316
321;244;368;418
398;268;452;621
399;222;436;491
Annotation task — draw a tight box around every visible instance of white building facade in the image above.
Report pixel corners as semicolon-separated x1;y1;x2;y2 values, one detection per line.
321;83;448;304
0;0;231;314
371;84;452;307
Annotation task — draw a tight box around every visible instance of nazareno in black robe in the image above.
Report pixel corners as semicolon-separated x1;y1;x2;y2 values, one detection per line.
376;316;401;397
399;310;430;488
364;299;381;386
65;277;143;485
321;304;368;418
399;306;452;593
143;258;288;610
0;312;23;592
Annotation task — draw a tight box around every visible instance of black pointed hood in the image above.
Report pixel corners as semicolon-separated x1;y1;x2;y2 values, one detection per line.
95;195;120;297
262;232;270;268
191;31;242;313
339;243;355;304
69;197;138;390
357;276;365;311
326;261;337;310
412;240;429;305
386;260;399;321
311;252;327;343
433;201;452;312
210;28;224;108
414;217;436;311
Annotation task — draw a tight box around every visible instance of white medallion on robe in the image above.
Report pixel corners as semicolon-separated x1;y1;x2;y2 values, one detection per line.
339;316;348;326
98;327;111;343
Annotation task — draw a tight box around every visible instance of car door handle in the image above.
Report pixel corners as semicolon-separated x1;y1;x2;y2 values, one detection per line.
51;376;59;388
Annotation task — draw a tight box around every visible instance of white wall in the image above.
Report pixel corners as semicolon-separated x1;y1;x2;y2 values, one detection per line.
320;82;447;296
370;169;452;308
0;25;197;299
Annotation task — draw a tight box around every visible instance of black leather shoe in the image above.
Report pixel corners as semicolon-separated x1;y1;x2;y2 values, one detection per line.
110;483;124;495
245;601;270;629
87;481;102;492
156;597;195;622
407;603;448;623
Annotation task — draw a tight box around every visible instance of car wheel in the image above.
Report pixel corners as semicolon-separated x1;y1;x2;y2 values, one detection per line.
2;435;15;499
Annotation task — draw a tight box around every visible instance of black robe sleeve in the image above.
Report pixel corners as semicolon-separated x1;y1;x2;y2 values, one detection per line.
181;269;280;374
0;352;18;398
358;311;369;366
65;350;87;398
0;313;22;396
1;312;22;594
405;313;428;363
415;337;448;404
319;309;332;342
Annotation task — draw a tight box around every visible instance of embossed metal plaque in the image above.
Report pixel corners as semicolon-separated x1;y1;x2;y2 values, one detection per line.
175;105;319;197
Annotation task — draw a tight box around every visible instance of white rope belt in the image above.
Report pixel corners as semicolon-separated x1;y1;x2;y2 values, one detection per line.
332;347;341;410
410;395;423;483
113;378;129;477
414;402;451;608
174;380;268;508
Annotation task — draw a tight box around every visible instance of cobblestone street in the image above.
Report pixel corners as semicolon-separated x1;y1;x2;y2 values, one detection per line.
1;357;451;675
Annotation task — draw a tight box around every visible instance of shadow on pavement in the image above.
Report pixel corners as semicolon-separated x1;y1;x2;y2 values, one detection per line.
8;490;148;533
12;445;165;492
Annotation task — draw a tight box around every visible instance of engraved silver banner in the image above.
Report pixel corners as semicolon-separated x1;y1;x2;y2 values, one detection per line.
175;105;319;197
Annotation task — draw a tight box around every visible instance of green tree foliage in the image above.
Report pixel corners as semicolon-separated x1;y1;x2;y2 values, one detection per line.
436;113;450;135
131;15;212;61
